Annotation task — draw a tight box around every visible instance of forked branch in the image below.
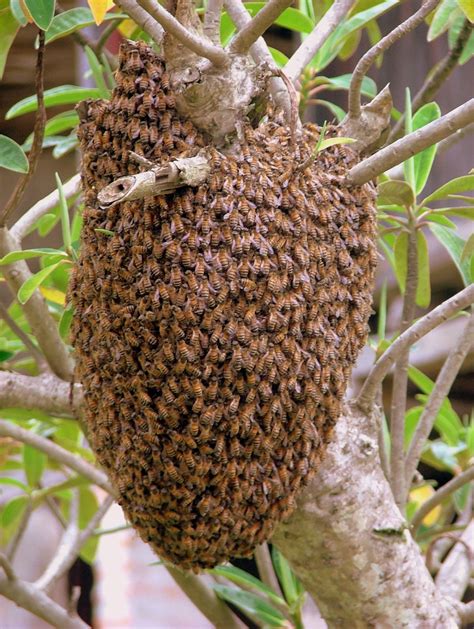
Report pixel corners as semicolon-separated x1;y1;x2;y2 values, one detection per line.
229;0;293;53
347;0;441;119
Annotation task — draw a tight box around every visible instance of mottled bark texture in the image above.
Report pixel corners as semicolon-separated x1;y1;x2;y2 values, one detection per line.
273;404;462;628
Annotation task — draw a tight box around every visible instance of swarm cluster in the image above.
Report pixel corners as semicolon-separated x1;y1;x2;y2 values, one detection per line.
70;41;377;570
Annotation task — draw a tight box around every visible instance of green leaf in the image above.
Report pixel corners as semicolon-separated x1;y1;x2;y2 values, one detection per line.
408;366;464;431
17;261;64;304
23;444;46;487
6;85;102;120
0;477;29;492
0;134;29;174
393;231;408;291
338;29;361;61
422;175;474;205
1;495;28;530
403;88;416;192
377;280;387;340
434;206;474;220
24;0;55;30
459;30;474;63
453;483;471;514
45;8;126;44
317;74;377;98
78;487;100;564
428;0;459;41
423;441;460;472
27;112;79;146
55;173;72;251
404;406;423;448
210;565;287;608
52;135;79;159
59;303;74;340
429;223;472;286
457;0;474;21
315;99;346;123
378;180;415;207
412;103;441;194
448;13;467;47
84;45;111;98
0;248;67;265
0;3;19;79
422;212;457;229
10;0;28;26
94;228;114;236
271;547;302;606
466;419;474;455
416;230;430;308
317;137;355;152
461;232;474;262
213;585;287;627
268;47;289;67
37;212;60;237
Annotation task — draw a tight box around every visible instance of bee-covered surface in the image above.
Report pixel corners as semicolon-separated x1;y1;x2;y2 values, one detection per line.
69;40;377;570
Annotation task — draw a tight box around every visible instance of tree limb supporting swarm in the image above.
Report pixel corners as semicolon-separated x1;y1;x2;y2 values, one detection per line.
272;405;462;627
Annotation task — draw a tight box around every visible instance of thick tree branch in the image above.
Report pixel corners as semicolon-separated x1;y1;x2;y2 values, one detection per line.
405;312;474;491
204;0;223;45
167;566;244;629
388;19;473;142
135;0;228;65
11;174;81;243
435;520;474;602
411;467;474;532
357;284;474;410
272;405;461;627
113;0;165;44
229;0;293;53
223;0;290;117
285;0;355;84
347;0;441;119
346;99;474;185
0;419;113;495
0;371;82;417
0;228;74;380
0;32;46;228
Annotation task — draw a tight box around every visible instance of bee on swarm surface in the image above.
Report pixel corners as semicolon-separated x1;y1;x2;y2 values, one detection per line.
70;41;377;571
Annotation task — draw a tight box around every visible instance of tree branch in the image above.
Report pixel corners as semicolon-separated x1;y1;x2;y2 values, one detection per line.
405;312;474;491
0;31;46;228
388;19;473;142
346;98;474;185
204;0;223;45
113;0;165;44
167;566;244;629
285;0;355;84
0;552;16;581
223;0;290;117
0;419;114;495
229;0;293;53
10;174;81;243
0;371;81;417
0;228;74;380
357;284;474;410
389;226;418;509
135;0;228;65
435;520;474;602
411;467;474;532
347;0;441;119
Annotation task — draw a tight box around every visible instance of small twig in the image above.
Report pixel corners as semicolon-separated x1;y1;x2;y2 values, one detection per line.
405;313;474;491
229;0;293;53
254;544;283;598
0;31;46;227
357;284;474;410
11;174;81;242
0;419;114;495
389;225;418;509
388;19;473;142
223;0;290;118
36;494;114;593
0;301;47;369
113;0;165;45
0;552;16;581
136;0;228;65
285;0;355;84
348;0;441;119
204;0;223;45
346;98;474;185
7;502;33;562
167;566;243;629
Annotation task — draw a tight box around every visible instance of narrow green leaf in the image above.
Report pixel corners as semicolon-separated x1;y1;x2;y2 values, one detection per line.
457;0;474;22
0;134;29;174
466;419;474;455
271;547;300;606
317;137;355;152
78;487;100;564
422;175;474;205
55;173;72;251
428;0;459;41
393;231;408;292
84;46;111;98
6;85;102;120
429;223;471;286
459;30;474;63
212;585;287;627
0;4;19;79
433;206;474;219
404;405;423;449
412;102;441;194
17;262;63;304
423;212;457;229
24;0;55;30
408;366;463;430
52;135;78;159
448;13;467;48
94;228;114;236
0;248;67;265
268;47;289;67
59;303;74;340
0;477;29;492
415;230;430;307
23;444;46;487
37;212;60;237
10;0;28;26
315;99;346;123
403;88;416;192
210;565;287;607
45;8;126;44
461;232;474;262
378;180;415;207
377;280;387;340
1;495;28;529
338;29;361;61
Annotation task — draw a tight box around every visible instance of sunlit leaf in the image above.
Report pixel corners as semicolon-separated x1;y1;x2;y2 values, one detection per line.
457;0;474;22
87;0;114;26
6;86;102;120
0;477;29;492
409;485;441;526
209;565;287;607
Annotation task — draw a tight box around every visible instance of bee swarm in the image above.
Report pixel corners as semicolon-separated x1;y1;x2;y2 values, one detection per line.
70;41;378;570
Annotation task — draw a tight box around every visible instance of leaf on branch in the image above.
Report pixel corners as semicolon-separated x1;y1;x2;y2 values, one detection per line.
271;546;303;607
0;248;67;265
209;565;287;607
6;85;103;120
412;102;441;194
0;134;29;174
212;584;287;627
429;223;472;286
416;230;431;308
45;7;126;44
23;443;47;487
421;174;474;205
428;0;459;41
409;485;441;526
17;261;66;305
23;0;55;30
377;180;415;207
394;231;408;292
87;0;114;26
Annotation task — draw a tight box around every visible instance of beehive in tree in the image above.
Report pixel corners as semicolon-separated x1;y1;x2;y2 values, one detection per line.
69;40;377;570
